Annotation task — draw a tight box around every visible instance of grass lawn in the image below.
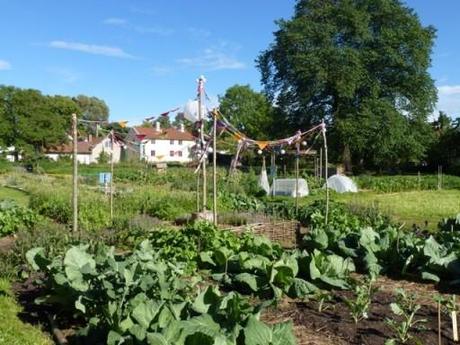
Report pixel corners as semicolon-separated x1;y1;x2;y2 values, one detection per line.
0;279;52;345
0;186;29;206
334;189;460;231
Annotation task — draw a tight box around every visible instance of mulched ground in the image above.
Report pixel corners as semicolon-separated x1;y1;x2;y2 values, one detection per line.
263;276;459;345
11;273;460;345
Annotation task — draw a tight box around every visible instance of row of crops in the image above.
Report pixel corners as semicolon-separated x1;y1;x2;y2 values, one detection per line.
24;201;460;344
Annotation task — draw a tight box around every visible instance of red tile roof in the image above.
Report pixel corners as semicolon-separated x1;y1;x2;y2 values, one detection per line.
133;127;195;141
46;137;103;154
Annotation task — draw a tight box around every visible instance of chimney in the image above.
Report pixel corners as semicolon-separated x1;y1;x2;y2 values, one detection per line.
180;123;185;132
155;121;161;132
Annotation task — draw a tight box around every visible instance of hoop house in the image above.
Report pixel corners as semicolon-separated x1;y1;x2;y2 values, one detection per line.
271;178;309;197
325;174;358;193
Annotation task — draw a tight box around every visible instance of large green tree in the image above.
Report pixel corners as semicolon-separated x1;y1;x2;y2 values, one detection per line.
0;85;80;158
72;95;109;122
258;0;437;170
219;85;276;140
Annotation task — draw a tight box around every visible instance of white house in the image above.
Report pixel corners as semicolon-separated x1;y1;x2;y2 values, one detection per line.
127;123;196;164
0;146;21;162
45;134;123;165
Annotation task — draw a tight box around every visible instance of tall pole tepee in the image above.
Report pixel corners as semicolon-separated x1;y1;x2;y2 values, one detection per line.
197;75;207;211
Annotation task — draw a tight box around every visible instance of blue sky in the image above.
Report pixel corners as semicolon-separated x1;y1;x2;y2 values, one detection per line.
0;0;459;124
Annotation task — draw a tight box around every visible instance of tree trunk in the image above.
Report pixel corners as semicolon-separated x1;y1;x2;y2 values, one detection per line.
342;143;352;173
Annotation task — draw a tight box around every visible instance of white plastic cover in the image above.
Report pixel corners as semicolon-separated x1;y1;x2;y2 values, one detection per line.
271;178;309;197
183;100;206;123
258;167;270;195
325;174;358;193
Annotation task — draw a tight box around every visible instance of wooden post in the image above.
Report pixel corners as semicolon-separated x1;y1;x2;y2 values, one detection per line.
321;122;329;225
72;113;78;234
196;168;201;212
295;142;300;215
319;147;323;182
198;75;207;211
438;301;442;345
212;110;217;225
110;129;114;221
453;295;458;342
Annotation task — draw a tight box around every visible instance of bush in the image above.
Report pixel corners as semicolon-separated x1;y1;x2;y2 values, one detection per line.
0;200;38;236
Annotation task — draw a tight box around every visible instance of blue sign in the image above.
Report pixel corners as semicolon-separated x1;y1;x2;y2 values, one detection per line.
99;172;112;184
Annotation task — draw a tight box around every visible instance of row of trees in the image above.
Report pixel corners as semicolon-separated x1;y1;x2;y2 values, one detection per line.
218;0;459;173
0;85;109;159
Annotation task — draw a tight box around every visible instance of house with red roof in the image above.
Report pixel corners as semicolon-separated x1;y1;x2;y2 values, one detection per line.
45;134;123;164
127;122;197;164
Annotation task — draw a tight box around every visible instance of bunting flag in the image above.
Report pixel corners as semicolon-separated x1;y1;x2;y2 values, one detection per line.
145;107;180;121
118;121;128;128
256;141;269;150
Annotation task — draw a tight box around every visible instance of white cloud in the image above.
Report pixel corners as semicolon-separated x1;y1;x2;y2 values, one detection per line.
436;85;460;117
47;67;79;83
103;17;127;26
0;59;11;70
177;48;245;71
49;40;135;59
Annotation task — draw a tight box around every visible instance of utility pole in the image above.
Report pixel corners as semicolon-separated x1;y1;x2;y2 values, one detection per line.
110;129;114;220
197;75;207;210
72;113;78;234
212;109;218;225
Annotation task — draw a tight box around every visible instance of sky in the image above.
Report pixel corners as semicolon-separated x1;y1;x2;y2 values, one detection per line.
0;0;459;125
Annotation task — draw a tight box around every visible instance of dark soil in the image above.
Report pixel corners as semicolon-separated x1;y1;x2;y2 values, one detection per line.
264;285;457;345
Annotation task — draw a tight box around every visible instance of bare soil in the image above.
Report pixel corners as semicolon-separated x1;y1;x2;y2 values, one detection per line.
263;277;458;345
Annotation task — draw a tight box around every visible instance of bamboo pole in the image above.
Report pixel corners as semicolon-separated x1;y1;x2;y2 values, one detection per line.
319;147;323;182
212;110;217;225
295;143;300;215
453;295;458;342
321;122;329;225
72;113;78;234
110;129;114;221
198;76;207;211
438;301;442;345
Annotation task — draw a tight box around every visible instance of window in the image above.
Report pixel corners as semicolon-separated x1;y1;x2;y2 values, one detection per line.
178;140;183;145
170;139;174;145
151;150;156;157
169;151;174;157
178;151;183;157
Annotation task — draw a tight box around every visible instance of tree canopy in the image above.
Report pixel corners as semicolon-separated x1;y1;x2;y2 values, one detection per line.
72;95;109;122
218;85;276;140
0;85;109;159
258;0;437;170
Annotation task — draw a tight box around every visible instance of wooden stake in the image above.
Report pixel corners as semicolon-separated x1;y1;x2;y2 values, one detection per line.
72;113;78;234
319;147;323;182
453;295;458;342
321;122;329;225
295;143;300;215
110;130;114;221
198;76;207;211
438;301;442;345
212;110;217;225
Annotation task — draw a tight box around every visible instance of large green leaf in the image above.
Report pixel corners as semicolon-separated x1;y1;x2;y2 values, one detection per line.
244;315;272;345
272;322;297;345
26;247;50;271
234;273;259;292
132;300;162;329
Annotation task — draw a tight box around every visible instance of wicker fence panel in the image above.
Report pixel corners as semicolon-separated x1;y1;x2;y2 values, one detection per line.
222;220;301;248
